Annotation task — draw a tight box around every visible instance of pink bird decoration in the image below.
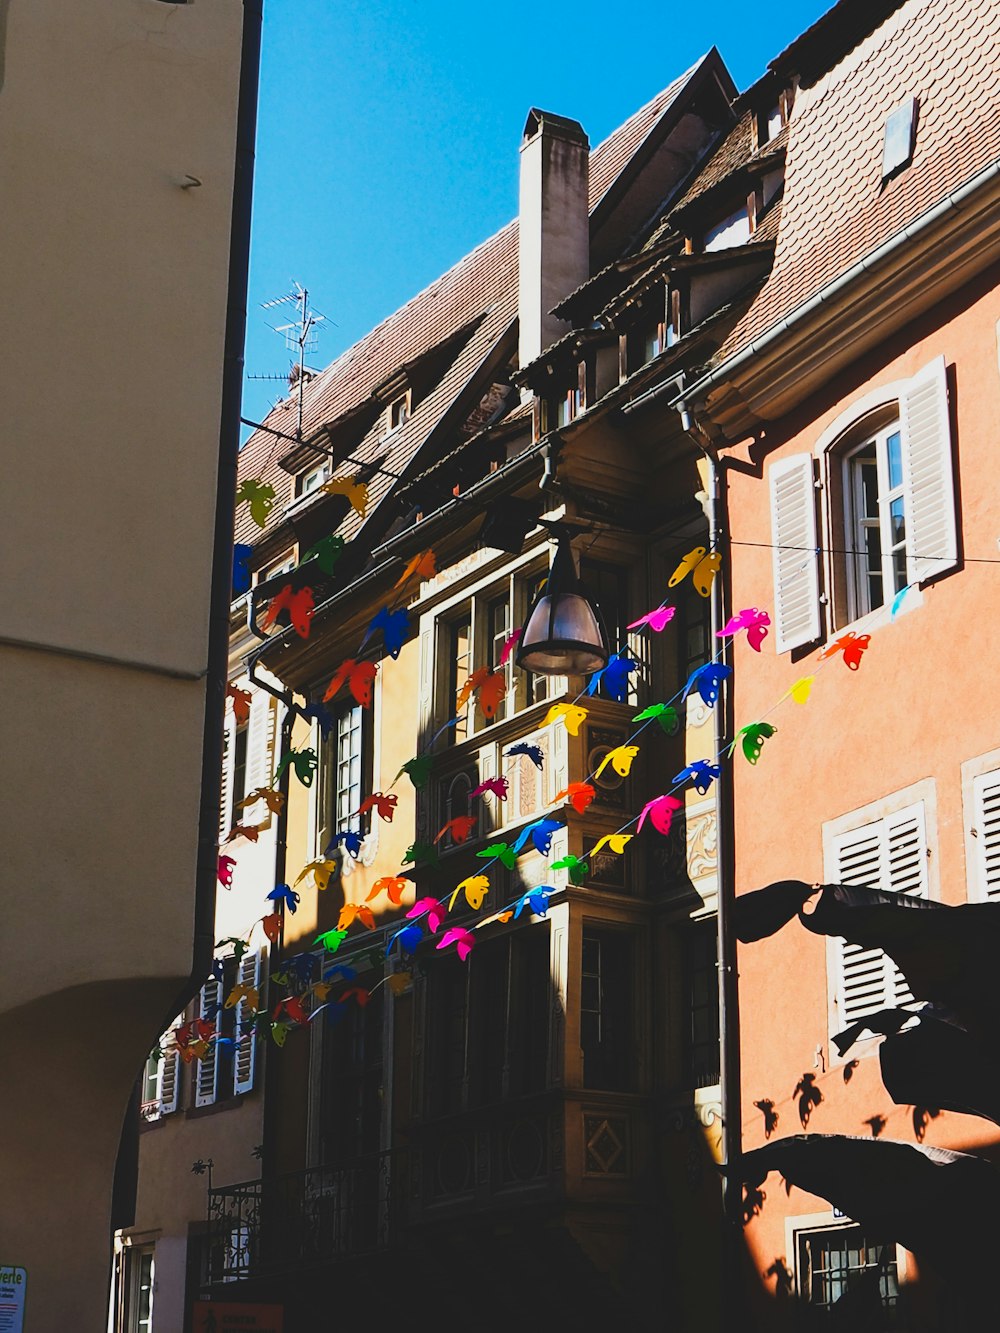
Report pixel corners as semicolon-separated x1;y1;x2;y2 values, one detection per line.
627;605;677;632
217;854;236;887
437;927;475;962
469;776;509;802
717;607;771;652
637;793;684;836
407;897;447;933
500;628;523;666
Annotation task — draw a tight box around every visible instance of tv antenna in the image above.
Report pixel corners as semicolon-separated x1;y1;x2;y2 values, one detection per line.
248;282;327;439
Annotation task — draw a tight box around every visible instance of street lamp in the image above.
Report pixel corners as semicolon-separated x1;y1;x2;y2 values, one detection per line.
515;528;609;675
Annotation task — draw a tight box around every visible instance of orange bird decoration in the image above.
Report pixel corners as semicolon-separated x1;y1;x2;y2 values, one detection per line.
337;902;376;932
366;876;409;905
321;476;368;516
226;682;252;724
555;782;596;814
394;549;436;587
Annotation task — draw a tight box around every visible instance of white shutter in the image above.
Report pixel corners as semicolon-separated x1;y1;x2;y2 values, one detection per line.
973;769;1000;900
195;979;221;1107
901;356;957;586
219;705;237;840
233;950;263;1096
246;692;278;794
769;454;822;653
830;801;928;1030
158;1031;180;1115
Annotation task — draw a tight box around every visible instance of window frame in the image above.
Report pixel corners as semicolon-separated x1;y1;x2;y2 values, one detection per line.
786;1212;906;1320
822;779;938;1056
962;747;1000;902
841;414;908;623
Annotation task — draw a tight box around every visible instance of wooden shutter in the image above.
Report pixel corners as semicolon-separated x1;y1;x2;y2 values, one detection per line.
219;705;237;841
195;979;221;1107
233;950;263;1096
901;356;957;586
246;691;278;794
158;1030;180;1115
830;802;928;1030
769;454;822;653
972;769;1000;900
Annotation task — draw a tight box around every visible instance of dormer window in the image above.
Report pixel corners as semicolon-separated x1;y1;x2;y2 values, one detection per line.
299;460;331;496
703;204;751;253
882;97;918;182
388;392;411;434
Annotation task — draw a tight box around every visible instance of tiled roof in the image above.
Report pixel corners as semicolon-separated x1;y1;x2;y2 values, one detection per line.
716;0;1000;363
235;58;711;552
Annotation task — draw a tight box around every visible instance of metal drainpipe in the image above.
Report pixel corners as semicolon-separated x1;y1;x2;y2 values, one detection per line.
678;405;743;1317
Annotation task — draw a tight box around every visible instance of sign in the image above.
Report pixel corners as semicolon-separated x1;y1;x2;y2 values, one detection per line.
191;1302;283;1333
0;1267;26;1333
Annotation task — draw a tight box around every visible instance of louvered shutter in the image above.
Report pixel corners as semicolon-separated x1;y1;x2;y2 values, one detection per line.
219;705;237;841
829;802;928;1031
769;454;822;653
246;692;278;794
972;769;1000;900
901;356;957;586
158;1030;180;1115
195;979;221;1107
233;950;263;1095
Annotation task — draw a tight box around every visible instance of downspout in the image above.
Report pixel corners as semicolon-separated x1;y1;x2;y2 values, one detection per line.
677;404;743;1316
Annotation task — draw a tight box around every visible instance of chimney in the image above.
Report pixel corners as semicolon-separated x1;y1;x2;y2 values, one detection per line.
518;109;590;375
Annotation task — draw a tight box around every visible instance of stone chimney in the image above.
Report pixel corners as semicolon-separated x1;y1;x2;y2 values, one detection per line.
518;108;590;375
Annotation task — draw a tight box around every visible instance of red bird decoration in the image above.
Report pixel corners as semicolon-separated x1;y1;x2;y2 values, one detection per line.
323;658;378;708
358;792;398;823
819;631;871;671
261;583;315;639
476;670;507;720
469;776;509;802
435;815;477;845
261;913;281;944
226;682;252;725
554;782;597;814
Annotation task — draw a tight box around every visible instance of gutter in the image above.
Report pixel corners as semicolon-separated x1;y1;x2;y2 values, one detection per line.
185;0;264;1004
623;156;1000;423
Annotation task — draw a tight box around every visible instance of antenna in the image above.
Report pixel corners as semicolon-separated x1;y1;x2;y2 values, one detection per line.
252;282;327;439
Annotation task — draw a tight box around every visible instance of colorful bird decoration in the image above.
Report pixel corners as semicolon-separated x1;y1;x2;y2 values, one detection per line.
394;754;435;790
261;913;281;944
337;902;375;931
673;760;722;794
394;924;424;955
511;817;563;856
216;936;251;962
366;876;409;905
435;815;477;845
594;745;640;780
325;829;364;859
261;584;315;639
320;475;368;516
476;842;518;870
437;927;475;961
362;605;409;660
632;702;679;734
323;658;378;708
299;701;334;737
819;631;871;671
591;833;633;856
236;479;276;528
541;702;588;736
407;898;447;933
267;884;300;914
456;666;490;710
500;628;523;666
393;549;436;587
718;607;771;652
586;653;638;703
358;792;398;823
683;662;733;708
274;747;319;788
448;874;490;911
551;854;589;885
293;858;338;892
787;676;815;705
554;782;597;814
232;543;254;596
637;794;684;836
469;776;509;802
225;983;259;1013
226;682;252;725
627;604;676;632
217;855;236;887
506;742;544;770
476;670;507;720
236;787;285;815
401;841;439;867
668;545;722;597
731;722;777;765
514;888;553;918
299;533;345;576
315;928;349;953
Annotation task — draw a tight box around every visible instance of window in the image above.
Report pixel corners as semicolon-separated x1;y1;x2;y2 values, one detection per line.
299;460;331;496
194;951;262;1108
389;393;410;432
824;797;930;1040
882;97;918;181
220;685;280;838
232;722;249;814
682;918;720;1088
962;749;1000;902
320;966;384;1164
703;205;751;252
122;1246;154;1333
769;358;956;653
843;420;907;620
317;701;369;856
581;927;634;1091
140;1032;180;1121
545;384;583;430
579;558;632;698
794;1222;900;1325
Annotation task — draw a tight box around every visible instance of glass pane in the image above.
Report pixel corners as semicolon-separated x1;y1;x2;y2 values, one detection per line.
887;430;903;488
889;497;905;546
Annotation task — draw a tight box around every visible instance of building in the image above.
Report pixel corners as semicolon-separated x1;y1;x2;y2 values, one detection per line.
162;0;1000;1328
0;2;260;1329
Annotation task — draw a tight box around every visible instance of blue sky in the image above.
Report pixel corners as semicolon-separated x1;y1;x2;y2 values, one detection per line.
242;0;833;434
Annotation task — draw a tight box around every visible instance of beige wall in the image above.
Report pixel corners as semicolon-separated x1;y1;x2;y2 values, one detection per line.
0;1;247;1326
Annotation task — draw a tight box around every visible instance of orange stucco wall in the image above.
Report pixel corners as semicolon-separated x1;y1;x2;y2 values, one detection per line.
724;265;1000;1293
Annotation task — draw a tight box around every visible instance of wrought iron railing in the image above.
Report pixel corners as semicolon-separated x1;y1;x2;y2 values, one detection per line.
206;1151;399;1283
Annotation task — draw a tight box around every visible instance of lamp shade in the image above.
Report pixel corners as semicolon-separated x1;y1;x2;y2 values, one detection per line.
515;533;609;675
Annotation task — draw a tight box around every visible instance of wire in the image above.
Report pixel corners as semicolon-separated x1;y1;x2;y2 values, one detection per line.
732;538;993;563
